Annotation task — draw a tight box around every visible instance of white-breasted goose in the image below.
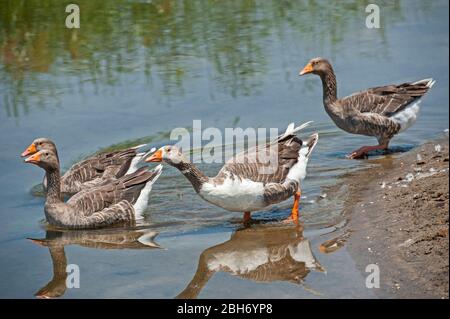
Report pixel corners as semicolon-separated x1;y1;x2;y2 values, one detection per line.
21;138;147;194
145;122;318;223
299;57;435;159
24;150;162;229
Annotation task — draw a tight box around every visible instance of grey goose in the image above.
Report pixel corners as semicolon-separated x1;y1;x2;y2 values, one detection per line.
21;138;147;194
145;122;318;223
24;150;162;229
299;57;435;159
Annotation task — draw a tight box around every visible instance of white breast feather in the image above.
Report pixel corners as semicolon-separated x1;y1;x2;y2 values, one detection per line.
132;165;163;219
199;174;265;212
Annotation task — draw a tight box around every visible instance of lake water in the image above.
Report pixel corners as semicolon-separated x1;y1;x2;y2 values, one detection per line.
0;0;448;298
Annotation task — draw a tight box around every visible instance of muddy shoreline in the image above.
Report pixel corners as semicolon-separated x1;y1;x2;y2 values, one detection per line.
340;135;449;298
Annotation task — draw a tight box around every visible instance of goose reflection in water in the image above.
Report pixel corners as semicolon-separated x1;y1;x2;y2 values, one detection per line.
28;227;160;298
177;224;325;299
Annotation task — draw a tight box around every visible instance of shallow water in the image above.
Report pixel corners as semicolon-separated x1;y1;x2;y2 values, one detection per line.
0;0;448;298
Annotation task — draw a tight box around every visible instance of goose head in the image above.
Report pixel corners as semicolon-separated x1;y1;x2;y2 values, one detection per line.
299;57;333;76
145;145;187;166
21;138;57;157
24;150;59;171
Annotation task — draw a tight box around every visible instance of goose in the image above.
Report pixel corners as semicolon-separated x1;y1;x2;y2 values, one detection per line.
24;150;162;229
299;57;435;159
21;138;148;194
145;122;318;223
176;224;325;299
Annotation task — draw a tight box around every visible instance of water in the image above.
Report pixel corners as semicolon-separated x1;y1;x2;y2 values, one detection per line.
0;0;448;298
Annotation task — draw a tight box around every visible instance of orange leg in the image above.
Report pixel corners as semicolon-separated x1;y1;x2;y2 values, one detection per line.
284;190;301;223
243;211;251;223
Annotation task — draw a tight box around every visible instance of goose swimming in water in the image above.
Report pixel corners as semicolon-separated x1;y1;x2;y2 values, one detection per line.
299;57;435;159
24;150;162;229
145;122;318;223
21;138;147;194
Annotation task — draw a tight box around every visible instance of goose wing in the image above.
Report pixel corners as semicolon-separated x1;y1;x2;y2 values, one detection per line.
67;167;158;215
61;147;141;188
341;79;434;117
216;122;311;185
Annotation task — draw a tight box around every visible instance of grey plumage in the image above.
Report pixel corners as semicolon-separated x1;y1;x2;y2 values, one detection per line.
146;125;317;218
25;150;162;229
57;148;139;193
300;57;434;157
23;138;143;194
217;134;303;185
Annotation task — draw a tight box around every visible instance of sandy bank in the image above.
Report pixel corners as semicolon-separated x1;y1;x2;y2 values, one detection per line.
341;135;449;298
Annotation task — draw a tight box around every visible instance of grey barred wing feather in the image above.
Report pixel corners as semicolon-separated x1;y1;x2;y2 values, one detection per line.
217;131;304;185
60;148;140;192
74;200;135;229
347;111;401;140
342;79;434;117
63;200;135;229
67;167;155;216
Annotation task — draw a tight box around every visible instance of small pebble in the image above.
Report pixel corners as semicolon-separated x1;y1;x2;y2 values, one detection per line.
405;173;414;182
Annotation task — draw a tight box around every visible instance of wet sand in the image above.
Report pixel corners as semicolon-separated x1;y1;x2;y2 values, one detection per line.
343;135;449;298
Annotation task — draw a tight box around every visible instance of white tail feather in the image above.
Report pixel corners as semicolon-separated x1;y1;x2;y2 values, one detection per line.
126;152;146;175
133;164;163;219
282;121;313;138
131;143;148;150
412;78;435;88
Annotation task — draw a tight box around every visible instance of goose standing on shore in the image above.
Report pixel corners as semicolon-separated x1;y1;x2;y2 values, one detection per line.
299;57;435;159
145;122;318;223
21;138;147;194
24;150;162;229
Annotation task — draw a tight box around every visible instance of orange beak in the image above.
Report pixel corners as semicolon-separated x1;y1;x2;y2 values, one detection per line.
24;152;41;164
299;63;313;76
21;143;37;157
145;149;163;162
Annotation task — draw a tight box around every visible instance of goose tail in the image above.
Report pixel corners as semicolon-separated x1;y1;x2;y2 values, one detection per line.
281;121;313;138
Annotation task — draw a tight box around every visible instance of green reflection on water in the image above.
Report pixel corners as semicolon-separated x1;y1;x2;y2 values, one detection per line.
0;0;432;117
